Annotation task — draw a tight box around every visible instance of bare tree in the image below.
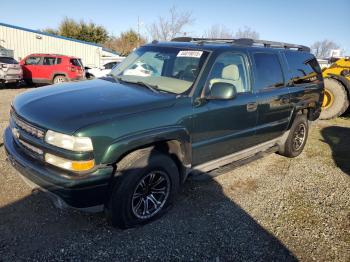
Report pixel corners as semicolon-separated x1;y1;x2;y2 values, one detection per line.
235;26;259;40
203;25;233;39
311;40;340;58
148;6;194;41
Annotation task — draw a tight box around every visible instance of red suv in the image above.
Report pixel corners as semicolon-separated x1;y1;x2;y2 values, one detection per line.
20;54;85;85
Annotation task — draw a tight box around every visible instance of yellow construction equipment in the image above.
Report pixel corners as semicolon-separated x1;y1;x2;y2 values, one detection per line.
320;57;350;119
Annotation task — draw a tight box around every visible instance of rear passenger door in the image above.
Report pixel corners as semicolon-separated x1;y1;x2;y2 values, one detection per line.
251;51;292;143
40;57;58;80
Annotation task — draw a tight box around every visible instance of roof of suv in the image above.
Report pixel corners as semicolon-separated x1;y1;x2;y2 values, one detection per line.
28;53;80;59
146;37;311;53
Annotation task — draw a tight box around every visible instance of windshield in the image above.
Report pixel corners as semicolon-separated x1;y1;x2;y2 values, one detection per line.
111;46;209;94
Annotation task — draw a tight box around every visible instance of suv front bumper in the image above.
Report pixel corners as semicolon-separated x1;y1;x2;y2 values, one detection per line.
3;127;113;210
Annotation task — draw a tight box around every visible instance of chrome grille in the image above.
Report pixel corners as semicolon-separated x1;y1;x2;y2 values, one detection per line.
12;113;45;139
18;139;44;155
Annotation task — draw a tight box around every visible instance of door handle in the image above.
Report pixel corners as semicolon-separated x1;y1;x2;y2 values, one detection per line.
247;102;258;112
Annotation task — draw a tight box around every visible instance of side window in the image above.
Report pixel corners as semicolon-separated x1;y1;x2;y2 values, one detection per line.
253;53;284;91
104;62;116;69
56;58;62;64
206;53;250;94
25;56;41;65
43;57;56;65
285;52;322;85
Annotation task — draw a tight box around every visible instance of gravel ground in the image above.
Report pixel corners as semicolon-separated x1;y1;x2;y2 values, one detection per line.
0;86;349;261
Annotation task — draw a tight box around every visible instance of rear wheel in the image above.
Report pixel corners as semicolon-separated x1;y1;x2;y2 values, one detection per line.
320;78;349;119
106;149;179;228
278;115;309;158
53;75;67;84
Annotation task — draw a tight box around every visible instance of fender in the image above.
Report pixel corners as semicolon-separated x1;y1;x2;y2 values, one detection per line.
50;71;68;81
101;125;192;167
287;99;318;128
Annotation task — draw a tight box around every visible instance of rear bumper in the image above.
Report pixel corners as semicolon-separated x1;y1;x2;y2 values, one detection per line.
3;127;113;210
68;75;85;81
1;75;22;83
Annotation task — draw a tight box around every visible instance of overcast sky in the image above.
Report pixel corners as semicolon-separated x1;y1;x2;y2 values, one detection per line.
2;0;350;53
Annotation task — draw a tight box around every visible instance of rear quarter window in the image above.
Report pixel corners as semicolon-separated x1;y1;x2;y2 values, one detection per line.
284;51;322;86
70;58;82;67
253;53;284;92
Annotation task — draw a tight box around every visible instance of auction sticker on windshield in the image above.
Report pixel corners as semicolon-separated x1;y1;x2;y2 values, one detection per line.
177;50;203;58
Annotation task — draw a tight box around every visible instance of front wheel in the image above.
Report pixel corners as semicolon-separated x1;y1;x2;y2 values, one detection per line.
278;115;309;158
106;149;179;228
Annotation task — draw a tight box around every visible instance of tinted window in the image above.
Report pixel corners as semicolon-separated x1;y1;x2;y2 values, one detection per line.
0;57;18;64
253;53;284;91
206;53;249;93
285;51;322;85
70;58;82;67
43;57;56;65
56;58;62;64
104;62;117;69
25;57;41;65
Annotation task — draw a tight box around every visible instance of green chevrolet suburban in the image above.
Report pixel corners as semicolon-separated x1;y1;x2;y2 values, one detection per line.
4;38;324;228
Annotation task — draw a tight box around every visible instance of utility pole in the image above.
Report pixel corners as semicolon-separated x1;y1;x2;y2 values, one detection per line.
137;16;140;47
137;16;144;47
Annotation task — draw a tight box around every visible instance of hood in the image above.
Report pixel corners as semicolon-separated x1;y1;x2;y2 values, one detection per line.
13;78;176;134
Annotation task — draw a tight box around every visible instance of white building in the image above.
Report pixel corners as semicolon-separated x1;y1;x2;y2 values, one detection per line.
0;22;123;67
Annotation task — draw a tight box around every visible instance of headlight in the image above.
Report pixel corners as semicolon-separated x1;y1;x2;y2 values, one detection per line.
45;153;95;172
45;130;93;152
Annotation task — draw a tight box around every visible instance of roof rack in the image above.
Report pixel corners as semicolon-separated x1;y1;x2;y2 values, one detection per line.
171;37;310;52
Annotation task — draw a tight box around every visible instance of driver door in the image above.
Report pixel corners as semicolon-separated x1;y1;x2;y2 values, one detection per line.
191;52;258;165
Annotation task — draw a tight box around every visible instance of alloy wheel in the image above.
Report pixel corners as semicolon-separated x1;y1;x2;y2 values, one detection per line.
131;170;170;219
292;123;306;151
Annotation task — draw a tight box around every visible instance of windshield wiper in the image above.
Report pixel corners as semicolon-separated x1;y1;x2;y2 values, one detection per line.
134;81;160;93
114;76;160;93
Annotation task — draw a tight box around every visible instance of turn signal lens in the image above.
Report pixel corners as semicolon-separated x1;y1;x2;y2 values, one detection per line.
71;159;95;171
45;153;95;172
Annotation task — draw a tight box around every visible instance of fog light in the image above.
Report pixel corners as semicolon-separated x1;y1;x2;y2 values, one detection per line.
45;153;95;172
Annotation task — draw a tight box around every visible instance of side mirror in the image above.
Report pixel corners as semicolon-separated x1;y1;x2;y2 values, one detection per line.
208;82;237;100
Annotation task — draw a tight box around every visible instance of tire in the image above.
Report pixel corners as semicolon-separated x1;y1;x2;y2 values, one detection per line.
278;115;309;158
320;78;349;120
86;73;95;80
106;149;180;228
53;75;67;84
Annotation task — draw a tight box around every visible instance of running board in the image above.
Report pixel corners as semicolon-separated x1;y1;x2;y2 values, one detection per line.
190;145;279;180
192;138;281;174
